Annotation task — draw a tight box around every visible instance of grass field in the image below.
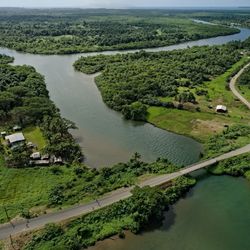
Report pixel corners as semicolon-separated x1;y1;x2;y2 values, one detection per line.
237;85;250;102
0;156;75;223
23;126;46;151
148;57;250;141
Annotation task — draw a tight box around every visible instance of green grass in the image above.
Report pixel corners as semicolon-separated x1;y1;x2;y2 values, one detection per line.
23;126;46;150
0;156;75;223
148;57;250;141
237;85;250;102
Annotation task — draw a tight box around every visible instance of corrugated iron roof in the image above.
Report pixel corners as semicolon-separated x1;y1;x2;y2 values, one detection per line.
5;133;25;144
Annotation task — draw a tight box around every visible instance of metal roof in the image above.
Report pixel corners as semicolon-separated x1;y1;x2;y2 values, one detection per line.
216;105;227;111
5;133;25;144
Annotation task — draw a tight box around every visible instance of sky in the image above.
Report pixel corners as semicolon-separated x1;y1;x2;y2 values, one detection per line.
0;0;249;8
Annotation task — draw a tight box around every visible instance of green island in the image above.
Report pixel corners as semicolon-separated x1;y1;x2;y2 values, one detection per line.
1;8;250;250
0;9;239;54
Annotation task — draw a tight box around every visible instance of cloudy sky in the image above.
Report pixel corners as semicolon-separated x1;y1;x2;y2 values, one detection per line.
0;0;249;8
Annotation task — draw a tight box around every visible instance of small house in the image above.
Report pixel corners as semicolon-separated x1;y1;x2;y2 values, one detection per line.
27;142;35;149
13;125;22;132
41;154;50;160
54;156;63;165
5;133;25;147
30;152;41;160
216;105;227;113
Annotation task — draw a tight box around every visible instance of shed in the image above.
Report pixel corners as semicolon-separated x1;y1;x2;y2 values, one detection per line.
5;133;25;145
54;156;63;165
30;152;41;160
41;154;50;160
13;125;22;132
216;105;227;113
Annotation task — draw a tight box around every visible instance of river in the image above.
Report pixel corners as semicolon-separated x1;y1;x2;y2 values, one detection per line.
1;25;250;249
1;28;250;168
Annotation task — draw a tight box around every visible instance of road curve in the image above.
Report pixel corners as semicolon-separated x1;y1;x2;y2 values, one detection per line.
229;62;250;109
1;144;250;239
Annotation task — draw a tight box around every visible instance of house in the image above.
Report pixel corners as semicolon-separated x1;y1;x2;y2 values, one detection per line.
30;152;41;160
33;160;50;166
27;142;35;149
41;154;50;160
5;133;25;147
53;156;63;165
216;105;227;113
13;125;22;132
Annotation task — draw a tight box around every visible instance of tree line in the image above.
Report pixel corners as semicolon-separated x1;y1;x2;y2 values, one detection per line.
0;9;239;54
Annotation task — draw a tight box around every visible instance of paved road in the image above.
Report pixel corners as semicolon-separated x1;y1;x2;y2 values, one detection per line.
229;62;250;109
1;144;250;239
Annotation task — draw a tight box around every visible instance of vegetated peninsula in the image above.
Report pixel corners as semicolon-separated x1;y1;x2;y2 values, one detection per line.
0;8;239;54
74;39;250;141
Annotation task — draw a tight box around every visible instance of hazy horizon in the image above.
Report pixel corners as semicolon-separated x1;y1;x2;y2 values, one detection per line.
0;0;249;8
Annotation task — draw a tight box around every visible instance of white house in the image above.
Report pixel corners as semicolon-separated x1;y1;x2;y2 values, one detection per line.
216;105;227;113
30;152;41;160
5;133;25;146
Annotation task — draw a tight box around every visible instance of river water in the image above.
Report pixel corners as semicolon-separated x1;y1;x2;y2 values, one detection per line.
1;25;250;249
1;28;250;168
90;174;250;250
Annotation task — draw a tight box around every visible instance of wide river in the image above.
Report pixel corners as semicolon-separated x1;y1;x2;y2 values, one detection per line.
1;26;250;249
1;27;250;168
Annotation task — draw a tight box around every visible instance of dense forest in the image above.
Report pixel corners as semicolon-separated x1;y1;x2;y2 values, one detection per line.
74;43;242;120
0;8;239;54
0;55;82;165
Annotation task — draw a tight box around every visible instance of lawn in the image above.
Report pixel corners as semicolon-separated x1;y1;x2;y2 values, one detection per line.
237;85;250;102
23;126;46;151
148;57;250;141
0;156;75;223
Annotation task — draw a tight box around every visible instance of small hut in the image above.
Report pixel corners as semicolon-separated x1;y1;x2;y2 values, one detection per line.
216;105;227;113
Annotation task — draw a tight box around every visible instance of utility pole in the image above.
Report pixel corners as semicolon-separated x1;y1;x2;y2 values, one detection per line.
3;206;15;228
